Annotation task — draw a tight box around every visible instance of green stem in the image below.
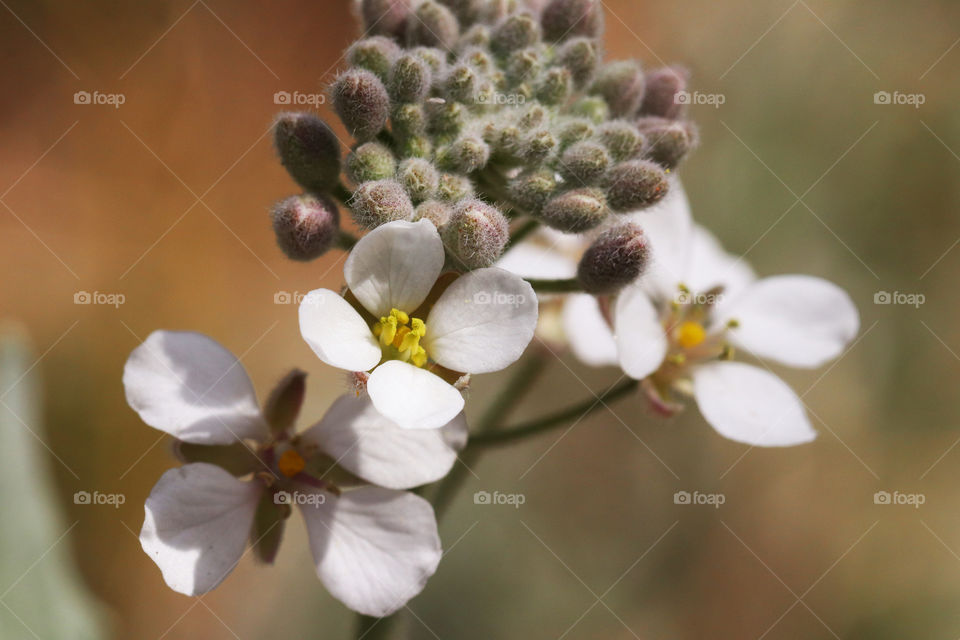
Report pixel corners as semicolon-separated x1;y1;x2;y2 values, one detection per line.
333;182;353;205
508;218;540;247
355;613;399;640
527;277;582;293
469;378;639;446
336;230;358;251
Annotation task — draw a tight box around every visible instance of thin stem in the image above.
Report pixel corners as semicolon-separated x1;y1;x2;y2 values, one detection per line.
527;277;582;294
470;378;639;447
508;218;540;247
333;182;353;205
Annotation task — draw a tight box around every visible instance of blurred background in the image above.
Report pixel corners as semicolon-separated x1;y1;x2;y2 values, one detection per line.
1;0;958;637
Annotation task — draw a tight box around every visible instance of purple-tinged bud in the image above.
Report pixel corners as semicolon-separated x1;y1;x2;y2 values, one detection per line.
636;118;699;169
346;142;396;185
350;179;414;228
347;37;401;81
436;172;475;201
397;157;440;202
263;369;306;435
360;0;412;39
443;199;510;269
509;169;559;212
595;120;644;161
536;67;572;105
273;112;341;194
442;135;491;173
389;54;432;103
556;37;598;89
557;118;595;150
332;69;390;141
491;13;541;57
559;141;611;185
413;199;454;230
638;67;688;119
591;60;645;117
577;222;649;294
407;2;460;51
569;96;609;123
270;194;340;261
540;188;609;232
604;159;669;211
392;103;427;138
541;0;603;42
444;63;480;103
438;0;485;24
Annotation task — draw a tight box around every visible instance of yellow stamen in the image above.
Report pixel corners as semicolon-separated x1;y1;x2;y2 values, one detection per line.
676;321;707;349
371;308;430;368
277;449;306;478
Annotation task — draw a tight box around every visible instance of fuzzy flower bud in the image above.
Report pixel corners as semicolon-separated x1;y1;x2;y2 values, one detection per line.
392;103;427;138
459;24;491;49
557;118;595;150
413;199;453;229
506;47;545;86
591;61;645;118
559;141;611;185
460;46;494;74
270;194;340;261
407;2;460;51
444;63;480;103
604;159;668;211
436;172;475;201
595;120;644;161
569;96;609;123
636;118;699;169
397;158;440;202
350;179;414;228
347;37;400;81
522;129;558;163
541;0;604;42
412;46;448;76
443;199;510;269
639;67;688;119
346;142;396;185
399;135;433;158
443;135;491;173
426;99;465;138
360;0;411;39
577;222;649;294
273;112;342;194
509;169;559;212
540;188;609;232
332;69;390;141
437;0;485;25
536;67;572;105
556;37;599;89
491;13;541;58
389;53;432;103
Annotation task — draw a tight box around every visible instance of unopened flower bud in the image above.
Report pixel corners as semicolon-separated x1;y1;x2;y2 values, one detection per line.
540;188;609;232
413;199;453;229
444;63;480;103
360;0;412;39
541;0;603;42
509;169;558;212
442;135;490;173
569;96;609;123
636;118;698;169
348;37;400;81
604;159;668;211
270;194;340;261
443;199;509;269
346;142;396;185
350;179;414;228
491;13;541;57
577;222;649;294
438;0;485;24
392;102;427;138
591;61;645;117
397;157;440;202
595;120;644;161
518;104;548;129
332;69;390;141
427;99;465;138
389;54;432;102
399;135;433;158
407;2;460;51
639;67;688;119
263;369;306;434
412;46;448;76
536;67;572;105
557;118;595;150
556;37;598;89
559;141;611;185
506;47;544;86
460;46;494;74
273;112;342;194
522;129;557;163
458;24;491;49
436;172;475;201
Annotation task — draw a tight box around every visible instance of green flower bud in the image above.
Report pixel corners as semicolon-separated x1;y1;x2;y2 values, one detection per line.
443;199;510;269
273;112;341;194
591;60;645;117
556;37;598;89
536;67;572;105
445;63;480;103
556;117;595;150
332;69;390;141
426;99;466;138
636;118;698;169
360;0;412;39
518;104;548;129
389;54;432;103
346;142;396;184
399;134;433;158
604;159;668;211
347;37;400;81
595;120;644;161
460;46;494;74
506;47;544;86
411;46;448;77
492;13;541;57
392;102;427;138
436;172;475;201
559;141;611;185
441;135;491;172
541;0;603;42
569;95;609;123
407;2;460;51
413;199;454;230
577;222;649;294
397;157;440;202
522;129;558;163
350;179;415;228
509;169;558;212
540;187;609;232
270;194;340;261
458;25;491;51
639;67;688;119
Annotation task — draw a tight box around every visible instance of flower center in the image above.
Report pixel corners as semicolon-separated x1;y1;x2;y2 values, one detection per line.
372;308;429;367
277;449;306;478
674;321;706;349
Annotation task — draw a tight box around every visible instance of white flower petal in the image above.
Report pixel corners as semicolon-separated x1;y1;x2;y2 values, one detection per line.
718;275;859;369
298;486;441;617
140;463;261;596
686;225;756;302
299;289;382;372
614;286;668;379
123;331;267;444
496;230;581;280
300;394;467;489
344;220;445;317
692;361;816;447
367;360;464;430
425;268;538;373
562;294;618;367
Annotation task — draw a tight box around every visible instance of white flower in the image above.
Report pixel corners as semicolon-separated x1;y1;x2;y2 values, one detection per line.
299;219;538;430
124;330;467;616
566;218;860;447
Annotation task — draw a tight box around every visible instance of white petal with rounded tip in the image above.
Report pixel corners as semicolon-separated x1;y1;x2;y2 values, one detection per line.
367;360;464;430
563;294;618;367
614;285;668;379
496;228;582;280
140;463;261;596
298;486;441;617
344;220;445;317
692;361;816;447
300;394;467;489
425;268;538;373
686;225;756;302
717;275;859;369
299;289;382;372
123;331;267;444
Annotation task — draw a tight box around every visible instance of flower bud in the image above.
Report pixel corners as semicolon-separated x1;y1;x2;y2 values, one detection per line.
541;0;603;42
436;172;475;201
491;13;541;57
460;46;494;74
509;169;558;212
577;222;649;294
556;117;595;150
444;63;480;103
413;199;454;229
392;102;427;138
407;2;460;51
411;46;448;77
559;141;611;185
595;120;644;161
270;194;340;261
604;159;668;211
263;369;306;434
347;36;401;81
443;199;510;269
426;99;466;138
459;24;491;49
506;47;544;86
522;129;557;163
438;0;485;24
441;135;490;173
518;104;549;129
346;142;396;184
638;67;688;119
389;53;432;102
569;96;609;123
397;157;440;202
273;112;342;194
399;135;433;158
536;67;572;105
636;118;698;169
591;61;645;117
360;0;412;39
555;37;598;89
540;188;608;232
332;69;390;141
350;179;415;228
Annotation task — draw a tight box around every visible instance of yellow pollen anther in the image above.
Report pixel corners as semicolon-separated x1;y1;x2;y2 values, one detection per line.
277;449;306;478
676;321;707;349
372;309;430;368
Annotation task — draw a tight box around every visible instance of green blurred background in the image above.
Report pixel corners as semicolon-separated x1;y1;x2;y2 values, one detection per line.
1;0;958;637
